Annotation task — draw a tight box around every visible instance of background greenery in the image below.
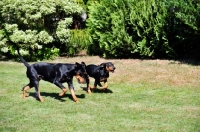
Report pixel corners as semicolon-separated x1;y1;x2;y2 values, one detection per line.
0;57;199;131
0;0;84;60
0;0;200;61
86;0;200;60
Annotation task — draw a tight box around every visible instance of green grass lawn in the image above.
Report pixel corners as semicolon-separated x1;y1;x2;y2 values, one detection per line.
0;57;200;132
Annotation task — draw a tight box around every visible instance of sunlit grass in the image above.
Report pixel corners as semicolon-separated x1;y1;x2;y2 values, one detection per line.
0;57;200;131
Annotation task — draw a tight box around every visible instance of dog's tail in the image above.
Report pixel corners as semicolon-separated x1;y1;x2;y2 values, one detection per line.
17;49;30;67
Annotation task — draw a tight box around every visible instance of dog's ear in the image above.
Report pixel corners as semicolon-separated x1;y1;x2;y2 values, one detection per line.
99;63;106;69
75;62;80;67
81;62;86;66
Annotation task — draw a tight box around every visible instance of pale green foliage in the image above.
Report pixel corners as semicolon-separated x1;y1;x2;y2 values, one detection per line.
56;18;72;43
0;0;84;60
38;31;54;44
0;30;8;53
1;0;55;24
5;24;53;49
14;49;29;56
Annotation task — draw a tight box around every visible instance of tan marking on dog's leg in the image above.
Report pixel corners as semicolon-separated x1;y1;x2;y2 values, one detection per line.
23;86;31;98
37;85;44;102
69;89;79;103
90;86;96;89
87;86;92;94
38;93;44;102
59;88;67;96
100;82;108;90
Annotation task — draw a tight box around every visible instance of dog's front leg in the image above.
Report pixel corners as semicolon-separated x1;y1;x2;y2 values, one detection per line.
99;81;108;90
90;80;99;89
54;81;67;96
59;89;67;96
68;82;79;102
85;78;92;94
69;88;79;103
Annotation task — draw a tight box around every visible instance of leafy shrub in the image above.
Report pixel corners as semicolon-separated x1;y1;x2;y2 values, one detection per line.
0;0;84;61
86;0;200;60
87;0;128;58
87;0;173;58
167;0;200;60
66;29;91;56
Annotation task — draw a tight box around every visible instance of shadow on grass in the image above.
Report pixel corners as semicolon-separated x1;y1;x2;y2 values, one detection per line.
81;86;113;94
28;92;85;102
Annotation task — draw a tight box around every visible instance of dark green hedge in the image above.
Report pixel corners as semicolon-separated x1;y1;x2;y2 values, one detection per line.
86;0;200;60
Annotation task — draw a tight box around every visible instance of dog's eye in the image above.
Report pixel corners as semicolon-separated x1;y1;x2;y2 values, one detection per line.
76;72;80;75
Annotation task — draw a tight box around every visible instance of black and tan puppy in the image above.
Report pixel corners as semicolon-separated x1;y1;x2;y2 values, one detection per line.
86;62;115;94
18;50;88;102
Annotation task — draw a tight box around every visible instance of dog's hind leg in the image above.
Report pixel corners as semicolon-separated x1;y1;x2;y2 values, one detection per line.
22;84;32;98
31;80;44;102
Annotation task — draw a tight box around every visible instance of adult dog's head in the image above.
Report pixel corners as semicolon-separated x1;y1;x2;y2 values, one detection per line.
74;62;88;84
100;62;116;73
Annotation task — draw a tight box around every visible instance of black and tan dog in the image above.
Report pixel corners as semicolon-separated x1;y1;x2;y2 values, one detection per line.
86;62;116;94
17;50;88;102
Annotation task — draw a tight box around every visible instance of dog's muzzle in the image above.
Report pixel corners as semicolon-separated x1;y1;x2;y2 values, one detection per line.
110;69;115;73
110;67;115;73
75;73;88;84
76;76;86;84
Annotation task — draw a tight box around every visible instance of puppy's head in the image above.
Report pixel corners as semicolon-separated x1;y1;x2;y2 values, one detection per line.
100;62;116;73
74;62;88;84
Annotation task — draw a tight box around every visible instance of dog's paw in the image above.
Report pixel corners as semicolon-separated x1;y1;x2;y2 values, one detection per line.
59;89;67;96
87;90;92;94
99;87;107;90
39;97;44;102
90;86;96;90
74;99;80;103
